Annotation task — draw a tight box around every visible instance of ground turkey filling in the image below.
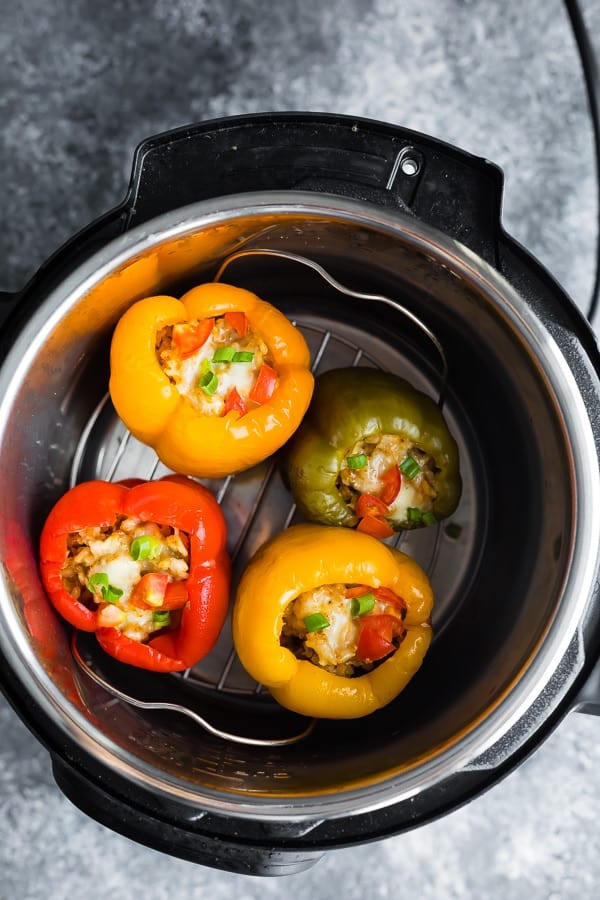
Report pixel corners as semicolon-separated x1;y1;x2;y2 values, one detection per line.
339;434;439;527
156;314;277;415
281;583;407;676
60;517;190;642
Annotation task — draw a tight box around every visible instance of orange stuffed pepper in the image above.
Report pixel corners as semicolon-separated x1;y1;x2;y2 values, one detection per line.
232;524;434;719
109;282;314;478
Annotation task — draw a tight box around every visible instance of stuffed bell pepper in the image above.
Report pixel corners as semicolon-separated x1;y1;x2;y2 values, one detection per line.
283;367;461;537
232;524;433;719
109;282;314;478
39;476;230;672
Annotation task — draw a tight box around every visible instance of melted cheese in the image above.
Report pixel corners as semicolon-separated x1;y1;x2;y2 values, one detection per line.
121;607;157;642
66;518;190;644
293;586;359;667
161;318;269;415
387;479;422;525
286;583;404;670
342;433;436;523
93;555;141;603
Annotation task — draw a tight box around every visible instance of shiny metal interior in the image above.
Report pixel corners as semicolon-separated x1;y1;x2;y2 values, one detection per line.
0;193;597;820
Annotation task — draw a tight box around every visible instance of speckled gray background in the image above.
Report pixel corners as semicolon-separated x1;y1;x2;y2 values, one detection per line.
2;0;600;897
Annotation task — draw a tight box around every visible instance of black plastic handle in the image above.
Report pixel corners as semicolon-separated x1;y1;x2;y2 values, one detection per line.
0;291;19;329
51;754;322;876
574;650;600;715
0;114;506;312
126;112;505;265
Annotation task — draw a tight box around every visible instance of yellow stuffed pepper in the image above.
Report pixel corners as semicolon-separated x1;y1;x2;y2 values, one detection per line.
109;282;314;478
232;524;433;719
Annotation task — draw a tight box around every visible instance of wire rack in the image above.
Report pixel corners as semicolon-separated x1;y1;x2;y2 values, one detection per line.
68;251;467;744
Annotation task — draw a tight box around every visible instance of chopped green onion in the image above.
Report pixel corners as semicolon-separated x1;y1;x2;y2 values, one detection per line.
346;453;368;470
200;357;212;376
407;507;423;523
212;346;236;363
130;535;162;561
88;572;109;592
105;585;123;603
303;612;330;632
232;350;254;363
350;592;376;617
422;511;437;526
400;456;420;479
199;369;219;395
152;610;171;627
88;572;123;603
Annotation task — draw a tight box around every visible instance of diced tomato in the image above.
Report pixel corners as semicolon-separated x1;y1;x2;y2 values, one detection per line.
130;573;189;610
357;628;394;662
130;572;169;608
224;311;248;337
380;465;401;505
356;493;390;518
249;363;278;404
223;386;248;417
162;581;189;610
356;614;404;662
345;583;406;614
345;584;372;599
356;514;395;539
172;318;214;357
373;586;407;613
370;614;404;641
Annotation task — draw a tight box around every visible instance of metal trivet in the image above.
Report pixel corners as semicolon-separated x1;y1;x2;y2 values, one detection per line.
70;250;455;746
214;248;449;404
71;631;316;747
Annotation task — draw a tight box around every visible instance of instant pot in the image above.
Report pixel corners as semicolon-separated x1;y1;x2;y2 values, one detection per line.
2;111;600;876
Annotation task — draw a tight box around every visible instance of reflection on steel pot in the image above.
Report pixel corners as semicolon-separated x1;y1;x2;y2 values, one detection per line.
1;114;600;877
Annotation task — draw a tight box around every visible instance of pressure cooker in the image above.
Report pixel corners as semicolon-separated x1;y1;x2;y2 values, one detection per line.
2;112;600;876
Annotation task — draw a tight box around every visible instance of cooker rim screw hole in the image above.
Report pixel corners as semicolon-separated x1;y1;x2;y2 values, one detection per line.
400;154;420;177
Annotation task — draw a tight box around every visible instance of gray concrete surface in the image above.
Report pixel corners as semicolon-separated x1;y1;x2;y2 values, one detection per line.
2;0;600;897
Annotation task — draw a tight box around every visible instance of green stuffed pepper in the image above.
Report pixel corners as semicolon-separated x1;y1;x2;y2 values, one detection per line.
282;367;461;536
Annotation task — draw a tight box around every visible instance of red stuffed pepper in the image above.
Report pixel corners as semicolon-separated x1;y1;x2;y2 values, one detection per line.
39;476;230;672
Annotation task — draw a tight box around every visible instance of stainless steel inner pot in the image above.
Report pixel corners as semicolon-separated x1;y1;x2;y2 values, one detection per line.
1;192;600;829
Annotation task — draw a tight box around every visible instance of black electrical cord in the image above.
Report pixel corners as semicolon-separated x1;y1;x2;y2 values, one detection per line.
564;0;600;322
